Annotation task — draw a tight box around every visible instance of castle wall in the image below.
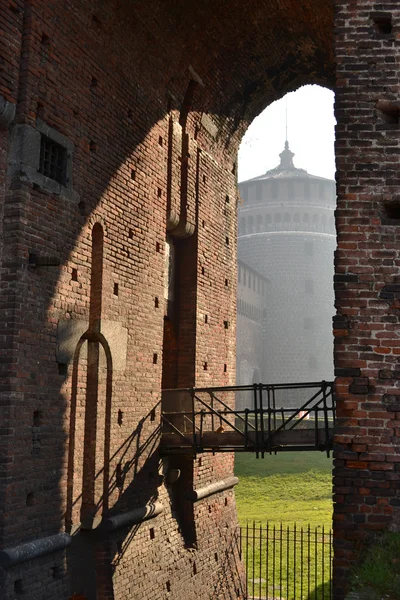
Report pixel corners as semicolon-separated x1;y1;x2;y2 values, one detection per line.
333;4;400;597
0;2;242;599
236;261;268;409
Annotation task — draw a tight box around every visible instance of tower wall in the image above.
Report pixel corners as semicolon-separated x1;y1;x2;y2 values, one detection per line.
238;159;336;402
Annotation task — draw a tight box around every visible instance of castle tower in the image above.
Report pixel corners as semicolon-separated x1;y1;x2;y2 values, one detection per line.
237;142;336;400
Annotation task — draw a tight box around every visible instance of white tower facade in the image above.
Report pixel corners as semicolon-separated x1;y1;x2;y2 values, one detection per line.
237;143;336;400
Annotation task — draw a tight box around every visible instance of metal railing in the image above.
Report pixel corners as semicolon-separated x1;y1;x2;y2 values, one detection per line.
240;522;333;600
161;381;335;456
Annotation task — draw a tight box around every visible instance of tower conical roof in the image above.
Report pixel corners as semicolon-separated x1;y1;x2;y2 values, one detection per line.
240;141;333;183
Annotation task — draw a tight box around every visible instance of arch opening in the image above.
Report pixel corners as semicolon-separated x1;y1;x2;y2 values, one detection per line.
235;84;336;597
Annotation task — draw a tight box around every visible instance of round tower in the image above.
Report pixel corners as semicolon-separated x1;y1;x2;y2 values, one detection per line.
237;142;336;397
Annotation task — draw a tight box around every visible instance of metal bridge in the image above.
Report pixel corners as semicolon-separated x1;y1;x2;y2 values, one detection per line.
160;381;335;457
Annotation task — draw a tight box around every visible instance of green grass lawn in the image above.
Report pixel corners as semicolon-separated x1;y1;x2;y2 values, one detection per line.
234;451;333;598
234;451;333;529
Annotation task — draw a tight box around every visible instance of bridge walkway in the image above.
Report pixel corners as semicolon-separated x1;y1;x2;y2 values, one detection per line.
160;381;335;458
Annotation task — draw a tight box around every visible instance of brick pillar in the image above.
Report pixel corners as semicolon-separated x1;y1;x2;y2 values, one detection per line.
333;3;400;598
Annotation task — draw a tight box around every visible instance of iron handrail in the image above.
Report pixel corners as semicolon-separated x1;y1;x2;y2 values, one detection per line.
162;380;334;394
207;391;257;430
161;381;335;456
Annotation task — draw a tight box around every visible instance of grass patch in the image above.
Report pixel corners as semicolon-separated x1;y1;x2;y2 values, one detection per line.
235;451;333;599
351;532;400;599
234;451;333;528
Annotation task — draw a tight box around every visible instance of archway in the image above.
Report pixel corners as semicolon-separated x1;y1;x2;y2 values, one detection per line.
2;2;397;599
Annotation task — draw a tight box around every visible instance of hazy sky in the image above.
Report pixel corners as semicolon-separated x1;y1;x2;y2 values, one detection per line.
238;85;336;183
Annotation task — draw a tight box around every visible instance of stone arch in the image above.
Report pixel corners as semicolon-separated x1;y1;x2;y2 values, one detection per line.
66;221;115;533
66;330;113;532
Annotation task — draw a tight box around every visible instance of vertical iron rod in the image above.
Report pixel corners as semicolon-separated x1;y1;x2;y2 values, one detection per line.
293;523;297;600
286;525;289;600
300;526;304;600
253;384;259;458
244;408;249;450
259;522;262;598
252;521;255;599
279;523;283;598
246;522;249;599
199;410;204;451
267;387;272;453
329;528;333;600
308;524;311;599
272;524;276;598
315;525;318;599
322;524;325;600
259;384;265;457
266;522;269;600
272;386;276;430
191;388;196;451
322;381;330;455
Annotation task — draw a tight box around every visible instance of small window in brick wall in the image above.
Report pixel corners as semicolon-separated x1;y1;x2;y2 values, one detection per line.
39;135;68;185
8;120;77;201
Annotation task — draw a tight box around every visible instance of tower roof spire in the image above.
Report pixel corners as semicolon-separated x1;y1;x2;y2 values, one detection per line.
278;140;295;169
285;95;288;142
278;95;295;169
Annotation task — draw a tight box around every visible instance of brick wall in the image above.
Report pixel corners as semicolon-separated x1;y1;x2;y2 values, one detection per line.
333;3;400;598
0;2;247;598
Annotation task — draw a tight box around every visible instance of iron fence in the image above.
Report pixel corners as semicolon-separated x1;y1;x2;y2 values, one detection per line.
239;522;333;600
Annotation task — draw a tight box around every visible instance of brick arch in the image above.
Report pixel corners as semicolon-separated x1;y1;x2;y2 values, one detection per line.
1;1;398;600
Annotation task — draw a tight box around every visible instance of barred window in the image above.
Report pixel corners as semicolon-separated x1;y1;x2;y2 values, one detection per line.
38;135;67;184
